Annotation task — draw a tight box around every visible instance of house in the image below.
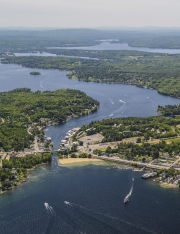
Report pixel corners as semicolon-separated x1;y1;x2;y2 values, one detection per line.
44;136;51;142
123;131;131;136
132;131;142;136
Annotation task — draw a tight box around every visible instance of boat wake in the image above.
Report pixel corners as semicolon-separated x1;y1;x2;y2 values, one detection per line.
64;199;156;233
39;80;45;89
147;96;154;104
64;200;117;220
44;202;56;234
119;99;126;104
39;77;49;90
109;98;114;104
111;100;126;116
44;202;55;216
64;201;73;206
124;177;134;204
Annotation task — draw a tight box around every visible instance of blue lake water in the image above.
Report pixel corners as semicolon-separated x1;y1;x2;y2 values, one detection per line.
48;42;180;54
14;52;58;57
0;62;180;233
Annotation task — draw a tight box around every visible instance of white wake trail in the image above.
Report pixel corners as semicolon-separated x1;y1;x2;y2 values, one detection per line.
147;97;154;103
44;202;54;215
64;201;73;206
119;99;126;104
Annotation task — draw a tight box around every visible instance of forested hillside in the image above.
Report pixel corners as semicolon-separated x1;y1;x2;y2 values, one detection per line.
0;88;99;151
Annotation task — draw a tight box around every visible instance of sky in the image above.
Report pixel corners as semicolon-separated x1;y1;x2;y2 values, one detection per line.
0;0;180;28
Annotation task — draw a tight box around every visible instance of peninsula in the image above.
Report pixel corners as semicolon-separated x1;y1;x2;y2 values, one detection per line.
0;88;99;192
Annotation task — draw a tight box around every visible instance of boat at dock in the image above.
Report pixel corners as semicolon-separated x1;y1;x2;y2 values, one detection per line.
142;172;157;179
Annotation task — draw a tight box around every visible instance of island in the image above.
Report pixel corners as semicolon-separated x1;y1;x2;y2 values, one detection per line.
0;88;99;192
30;71;41;75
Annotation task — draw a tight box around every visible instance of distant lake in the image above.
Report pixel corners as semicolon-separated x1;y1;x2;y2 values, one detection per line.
14;52;102;60
48;42;180;54
14;52;58;57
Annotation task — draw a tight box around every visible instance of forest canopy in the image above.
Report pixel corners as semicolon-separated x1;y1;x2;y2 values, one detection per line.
0;88;99;151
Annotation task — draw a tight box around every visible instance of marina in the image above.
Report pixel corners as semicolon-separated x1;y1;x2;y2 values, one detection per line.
58;127;80;152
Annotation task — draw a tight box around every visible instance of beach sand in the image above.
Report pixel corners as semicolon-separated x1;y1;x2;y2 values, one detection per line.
59;158;102;165
160;182;176;188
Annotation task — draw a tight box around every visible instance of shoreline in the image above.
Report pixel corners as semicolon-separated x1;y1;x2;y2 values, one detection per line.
2;59;180;99
92;155;180;189
159;182;176;189
0;161;51;194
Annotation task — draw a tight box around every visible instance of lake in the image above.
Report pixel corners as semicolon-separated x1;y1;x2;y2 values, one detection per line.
0;62;180;234
48;41;180;54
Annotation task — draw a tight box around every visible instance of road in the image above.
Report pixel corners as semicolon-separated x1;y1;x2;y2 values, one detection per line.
92;155;180;170
34;137;39;152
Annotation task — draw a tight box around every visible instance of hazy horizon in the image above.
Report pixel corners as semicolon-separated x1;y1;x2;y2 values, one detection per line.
1;26;180;32
1;0;180;28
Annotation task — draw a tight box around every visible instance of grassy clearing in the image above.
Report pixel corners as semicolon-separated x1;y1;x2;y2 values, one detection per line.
165;137;180;144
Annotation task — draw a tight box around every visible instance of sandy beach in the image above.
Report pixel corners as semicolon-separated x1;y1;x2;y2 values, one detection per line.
159;182;176;189
59;157;102;165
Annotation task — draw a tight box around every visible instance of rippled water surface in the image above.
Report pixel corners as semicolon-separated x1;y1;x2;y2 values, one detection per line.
1;162;180;234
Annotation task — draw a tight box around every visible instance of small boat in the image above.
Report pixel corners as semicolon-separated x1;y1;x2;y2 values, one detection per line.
124;194;130;204
124;177;134;204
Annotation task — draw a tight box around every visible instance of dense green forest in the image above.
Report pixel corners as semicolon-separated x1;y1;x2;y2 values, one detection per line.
0;88;99;151
158;104;180;116
4;53;180;97
0;152;51;191
45;48;160;58
2;152;51;169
